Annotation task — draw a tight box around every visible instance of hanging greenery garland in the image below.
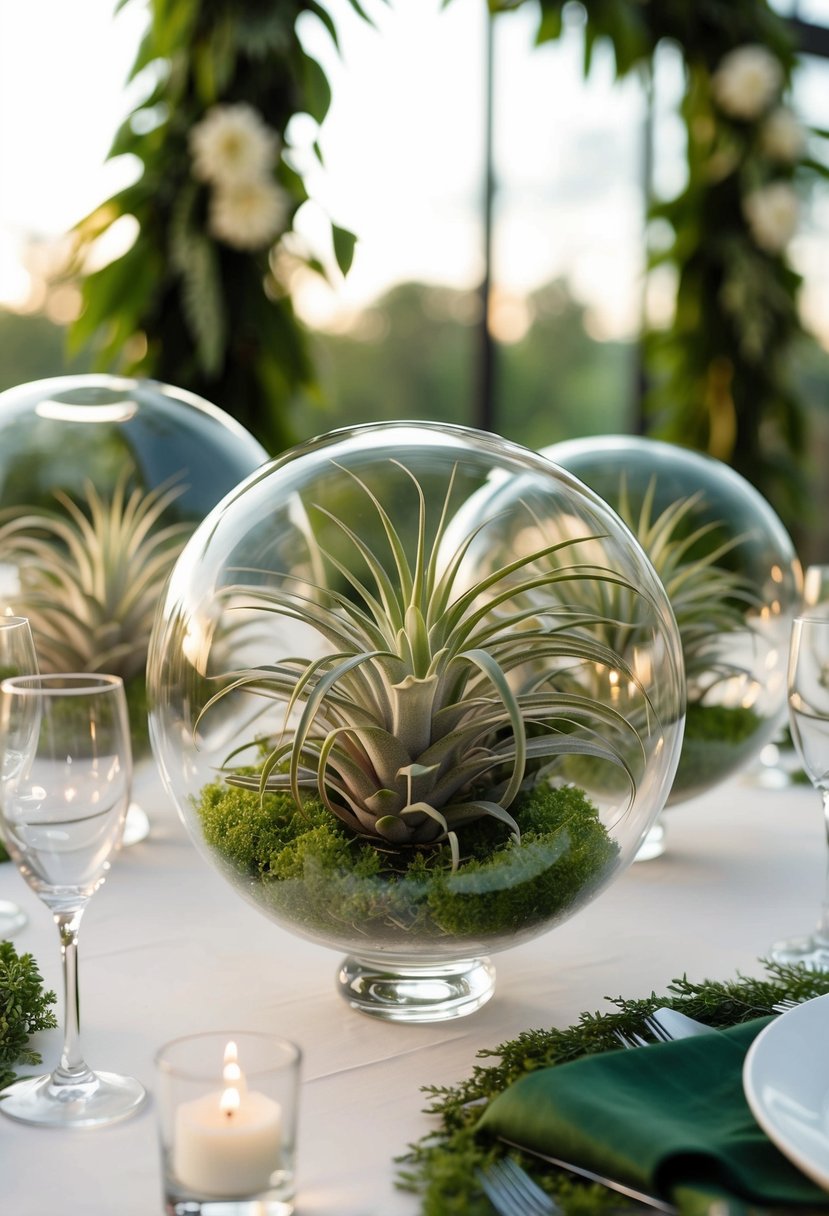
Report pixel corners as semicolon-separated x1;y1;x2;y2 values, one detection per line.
67;0;366;454
492;0;829;522
68;0;828;504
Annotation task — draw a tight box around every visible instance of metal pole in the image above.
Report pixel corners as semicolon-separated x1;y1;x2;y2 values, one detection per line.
474;8;496;433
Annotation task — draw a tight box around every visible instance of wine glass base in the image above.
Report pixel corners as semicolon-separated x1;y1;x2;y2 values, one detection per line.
0;1069;146;1127
768;933;829;972
0;898;27;936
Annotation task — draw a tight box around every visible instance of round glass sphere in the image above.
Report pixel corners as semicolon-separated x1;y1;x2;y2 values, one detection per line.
149;422;684;1022
544;435;802;804
0;374;267;749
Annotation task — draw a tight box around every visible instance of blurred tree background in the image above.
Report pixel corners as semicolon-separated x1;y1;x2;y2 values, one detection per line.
3;0;829;561
4;276;828;565
0;275;634;445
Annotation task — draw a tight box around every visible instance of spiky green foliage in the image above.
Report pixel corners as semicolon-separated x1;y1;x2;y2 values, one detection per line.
204;460;663;864
0;472;190;682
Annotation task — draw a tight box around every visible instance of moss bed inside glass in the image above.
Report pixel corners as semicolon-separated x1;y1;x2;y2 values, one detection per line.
672;700;763;796
194;779;620;947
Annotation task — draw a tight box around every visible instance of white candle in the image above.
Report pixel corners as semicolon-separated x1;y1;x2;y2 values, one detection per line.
173;1042;282;1197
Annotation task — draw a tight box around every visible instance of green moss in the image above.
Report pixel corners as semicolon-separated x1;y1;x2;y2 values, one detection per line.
194;780;619;945
683;701;761;743
428;785;617;936
673;701;763;797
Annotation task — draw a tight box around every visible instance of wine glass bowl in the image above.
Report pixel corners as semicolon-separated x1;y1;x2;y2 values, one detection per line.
0;673;145;1126
771;617;829;969
0;614;38;936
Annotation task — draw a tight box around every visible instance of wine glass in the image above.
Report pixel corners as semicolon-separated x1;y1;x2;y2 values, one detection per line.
770;616;829;969
0;615;38;937
0;673;146;1126
804;564;829;615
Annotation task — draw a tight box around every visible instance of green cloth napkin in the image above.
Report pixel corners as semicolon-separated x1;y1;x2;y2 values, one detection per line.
477;1017;829;1214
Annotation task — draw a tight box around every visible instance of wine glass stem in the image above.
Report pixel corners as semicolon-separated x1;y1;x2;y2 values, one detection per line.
817;789;829;945
52;908;95;1087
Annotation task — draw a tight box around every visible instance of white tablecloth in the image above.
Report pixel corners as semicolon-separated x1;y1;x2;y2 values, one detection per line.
0;761;820;1215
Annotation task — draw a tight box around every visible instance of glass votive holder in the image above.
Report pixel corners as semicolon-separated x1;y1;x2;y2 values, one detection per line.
155;1032;301;1216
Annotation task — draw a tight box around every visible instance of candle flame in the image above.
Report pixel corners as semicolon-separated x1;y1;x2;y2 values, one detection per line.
223;1060;242;1085
222;1039;244;1089
220;1085;241;1118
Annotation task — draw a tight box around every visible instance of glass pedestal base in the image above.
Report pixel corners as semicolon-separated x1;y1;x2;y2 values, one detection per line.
634;814;666;862
0;898;27;936
768;932;829;971
338;955;496;1023
123;801;151;846
0;1068;146;1127
165;1195;293;1216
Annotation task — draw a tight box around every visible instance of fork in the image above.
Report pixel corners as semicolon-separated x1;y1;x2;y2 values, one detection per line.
477;1157;562;1216
614;1014;675;1049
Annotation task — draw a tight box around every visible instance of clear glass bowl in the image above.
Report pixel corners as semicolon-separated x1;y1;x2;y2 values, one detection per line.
0;374;267;756
148;422;685;1022
544;435;802;805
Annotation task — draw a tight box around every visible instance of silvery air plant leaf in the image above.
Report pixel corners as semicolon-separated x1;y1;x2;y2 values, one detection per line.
0;470;190;681
200;460;660;869
616;476;762;692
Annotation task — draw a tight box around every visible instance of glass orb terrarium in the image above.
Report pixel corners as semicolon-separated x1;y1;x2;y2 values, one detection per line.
148;422;685;1023
0;374;267;761
544;435;802;827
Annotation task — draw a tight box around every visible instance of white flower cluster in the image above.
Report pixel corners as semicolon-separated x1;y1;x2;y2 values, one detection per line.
711;45;783;121
743;182;799;254
709;44;805;257
189;103;289;251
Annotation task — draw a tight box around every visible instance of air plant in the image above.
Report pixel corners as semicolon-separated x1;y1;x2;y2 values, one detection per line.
0;471;190;682
617;477;761;692
202;461;662;868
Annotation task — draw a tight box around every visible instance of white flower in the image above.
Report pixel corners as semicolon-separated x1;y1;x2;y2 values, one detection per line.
760;107;806;163
743;181;799;254
208;178;289;250
711;45;783;121
190;104;279;187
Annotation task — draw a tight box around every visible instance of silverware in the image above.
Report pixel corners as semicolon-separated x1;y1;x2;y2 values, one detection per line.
477;1157;562;1216
497;1138;678;1213
773;997;800;1012
489;1008;709;1215
615;1007;712;1049
647;1007;717;1040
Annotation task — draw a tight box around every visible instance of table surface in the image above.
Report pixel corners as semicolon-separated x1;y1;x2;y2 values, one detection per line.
0;758;819;1215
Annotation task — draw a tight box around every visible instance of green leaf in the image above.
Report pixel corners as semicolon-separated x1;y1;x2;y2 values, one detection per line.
332;224;358;277
534;6;563;45
301;51;332;125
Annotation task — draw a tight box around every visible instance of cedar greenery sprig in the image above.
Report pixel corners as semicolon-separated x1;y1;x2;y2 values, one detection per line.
0;941;57;1091
397;960;829;1215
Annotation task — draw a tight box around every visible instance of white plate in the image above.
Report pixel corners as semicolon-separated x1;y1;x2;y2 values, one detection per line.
743;993;829;1192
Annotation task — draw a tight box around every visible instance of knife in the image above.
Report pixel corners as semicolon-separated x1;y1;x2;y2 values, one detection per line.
650;1007;720;1040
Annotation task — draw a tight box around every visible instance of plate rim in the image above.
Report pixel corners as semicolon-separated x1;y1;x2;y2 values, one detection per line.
743;992;829;1192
